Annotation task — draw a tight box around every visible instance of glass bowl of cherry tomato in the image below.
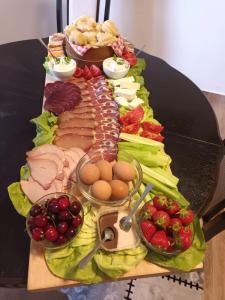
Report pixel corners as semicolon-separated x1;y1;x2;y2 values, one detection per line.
136;195;195;257
26;192;84;249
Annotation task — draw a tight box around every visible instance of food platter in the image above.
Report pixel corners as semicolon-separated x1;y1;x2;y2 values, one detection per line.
7;16;205;290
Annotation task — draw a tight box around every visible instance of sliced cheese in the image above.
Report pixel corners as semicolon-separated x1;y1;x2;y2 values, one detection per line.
115;96;130;107
114;87;137;101
120;82;140;91
128;98;144;109
108;76;135;87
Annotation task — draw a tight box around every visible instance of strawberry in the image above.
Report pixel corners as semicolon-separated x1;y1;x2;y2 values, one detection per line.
90;64;102;77
150;230;170;250
74;67;83;78
169;218;183;233
166;199;180;215
178;208;194;226
167;236;176;252
152;210;170;230
153;195;168;210
140;219;157;242
179;226;193;238
141;203;157;220
175;232;192;250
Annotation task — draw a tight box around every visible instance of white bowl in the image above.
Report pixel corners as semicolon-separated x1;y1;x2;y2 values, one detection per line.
103;57;130;79
51;58;77;80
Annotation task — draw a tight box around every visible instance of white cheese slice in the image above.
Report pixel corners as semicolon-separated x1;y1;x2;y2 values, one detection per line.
120;82;140;91
114;96;130;107
114;87;137;101
108;76;135;87
128;98;144;109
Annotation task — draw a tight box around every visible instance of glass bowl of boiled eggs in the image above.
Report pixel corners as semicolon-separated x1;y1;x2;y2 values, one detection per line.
75;150;143;206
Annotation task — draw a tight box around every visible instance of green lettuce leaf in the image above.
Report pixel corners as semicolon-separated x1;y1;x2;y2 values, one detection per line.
146;218;206;271
134;75;144;86
7;182;32;217
127;58;146;76
31;111;58;146
94;243;148;279
136;86;150;106
20;164;30;180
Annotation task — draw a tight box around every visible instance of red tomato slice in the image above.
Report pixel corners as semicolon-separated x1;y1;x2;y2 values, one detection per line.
74;67;83;78
119;106;144;126
90;64;102;77
83;65;92;80
142;121;164;133
141;131;165;142
121;123;141;134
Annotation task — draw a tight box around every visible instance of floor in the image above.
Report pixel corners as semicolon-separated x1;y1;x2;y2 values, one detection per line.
1;92;224;300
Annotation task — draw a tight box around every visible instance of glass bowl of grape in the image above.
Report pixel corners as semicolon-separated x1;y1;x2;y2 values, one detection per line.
26;192;84;249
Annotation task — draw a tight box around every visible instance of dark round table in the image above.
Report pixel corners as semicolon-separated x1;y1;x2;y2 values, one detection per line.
0;39;224;287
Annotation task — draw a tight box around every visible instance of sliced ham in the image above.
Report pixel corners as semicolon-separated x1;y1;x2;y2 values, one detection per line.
27;157;58;190
59;118;98;129
20;179;58;203
69;147;85;158
26;144;68;167
31;153;64;180
54;134;94;151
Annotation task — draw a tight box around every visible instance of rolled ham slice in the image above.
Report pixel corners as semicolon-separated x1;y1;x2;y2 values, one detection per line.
27;158;58;190
54;134;94;151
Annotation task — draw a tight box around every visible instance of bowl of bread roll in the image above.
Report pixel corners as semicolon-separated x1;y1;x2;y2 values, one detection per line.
64;16;120;67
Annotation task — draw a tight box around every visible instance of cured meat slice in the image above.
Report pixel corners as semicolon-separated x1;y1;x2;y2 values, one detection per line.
59;118;98;129
56;127;94;137
73;102;94;109
58;111;95;123
54;134;94;151
32;153;64;180
69;147;85;158
26;144;68;167
72;107;96;114
20;179;58;203
92;140;117;149
27;158;58;189
44;82;81;115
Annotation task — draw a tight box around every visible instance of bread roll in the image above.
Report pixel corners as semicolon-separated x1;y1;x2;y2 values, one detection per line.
102;20;119;36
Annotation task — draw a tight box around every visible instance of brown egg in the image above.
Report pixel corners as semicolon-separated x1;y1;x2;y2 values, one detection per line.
96;160;113;181
79;163;100;185
113;161;136;182
110;180;129;200
91;180;112;201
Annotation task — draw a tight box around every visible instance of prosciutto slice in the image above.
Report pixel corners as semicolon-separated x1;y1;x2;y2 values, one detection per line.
59;118;97;129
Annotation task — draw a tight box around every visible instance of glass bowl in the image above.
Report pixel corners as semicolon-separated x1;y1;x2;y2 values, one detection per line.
135;204;195;257
75;150;143;207
26;192;84;249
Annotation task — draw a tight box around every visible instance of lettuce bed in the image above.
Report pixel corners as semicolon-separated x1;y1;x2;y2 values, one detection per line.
7;59;205;283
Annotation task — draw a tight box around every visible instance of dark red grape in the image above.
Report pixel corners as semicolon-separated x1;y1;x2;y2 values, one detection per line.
71;215;82;228
57;221;68;234
58;196;70;211
34;215;48;227
32;227;44;241
69;201;81;215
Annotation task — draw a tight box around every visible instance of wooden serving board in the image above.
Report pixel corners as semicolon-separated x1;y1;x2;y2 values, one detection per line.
27;59;203;291
27;241;203;291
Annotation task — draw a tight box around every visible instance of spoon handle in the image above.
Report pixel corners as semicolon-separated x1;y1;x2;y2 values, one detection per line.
129;184;153;218
79;238;105;269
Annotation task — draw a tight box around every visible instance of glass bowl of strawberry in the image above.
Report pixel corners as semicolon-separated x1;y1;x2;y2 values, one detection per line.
26;192;84;249
136;195;195;256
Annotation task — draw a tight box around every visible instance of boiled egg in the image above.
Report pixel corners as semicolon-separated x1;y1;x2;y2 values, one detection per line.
79;163;100;185
96;160;113;181
91;180;112;201
113;161;136;182
110;180;129;200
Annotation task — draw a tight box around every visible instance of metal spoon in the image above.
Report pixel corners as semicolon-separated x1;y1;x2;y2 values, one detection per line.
119;184;153;232
79;227;115;269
